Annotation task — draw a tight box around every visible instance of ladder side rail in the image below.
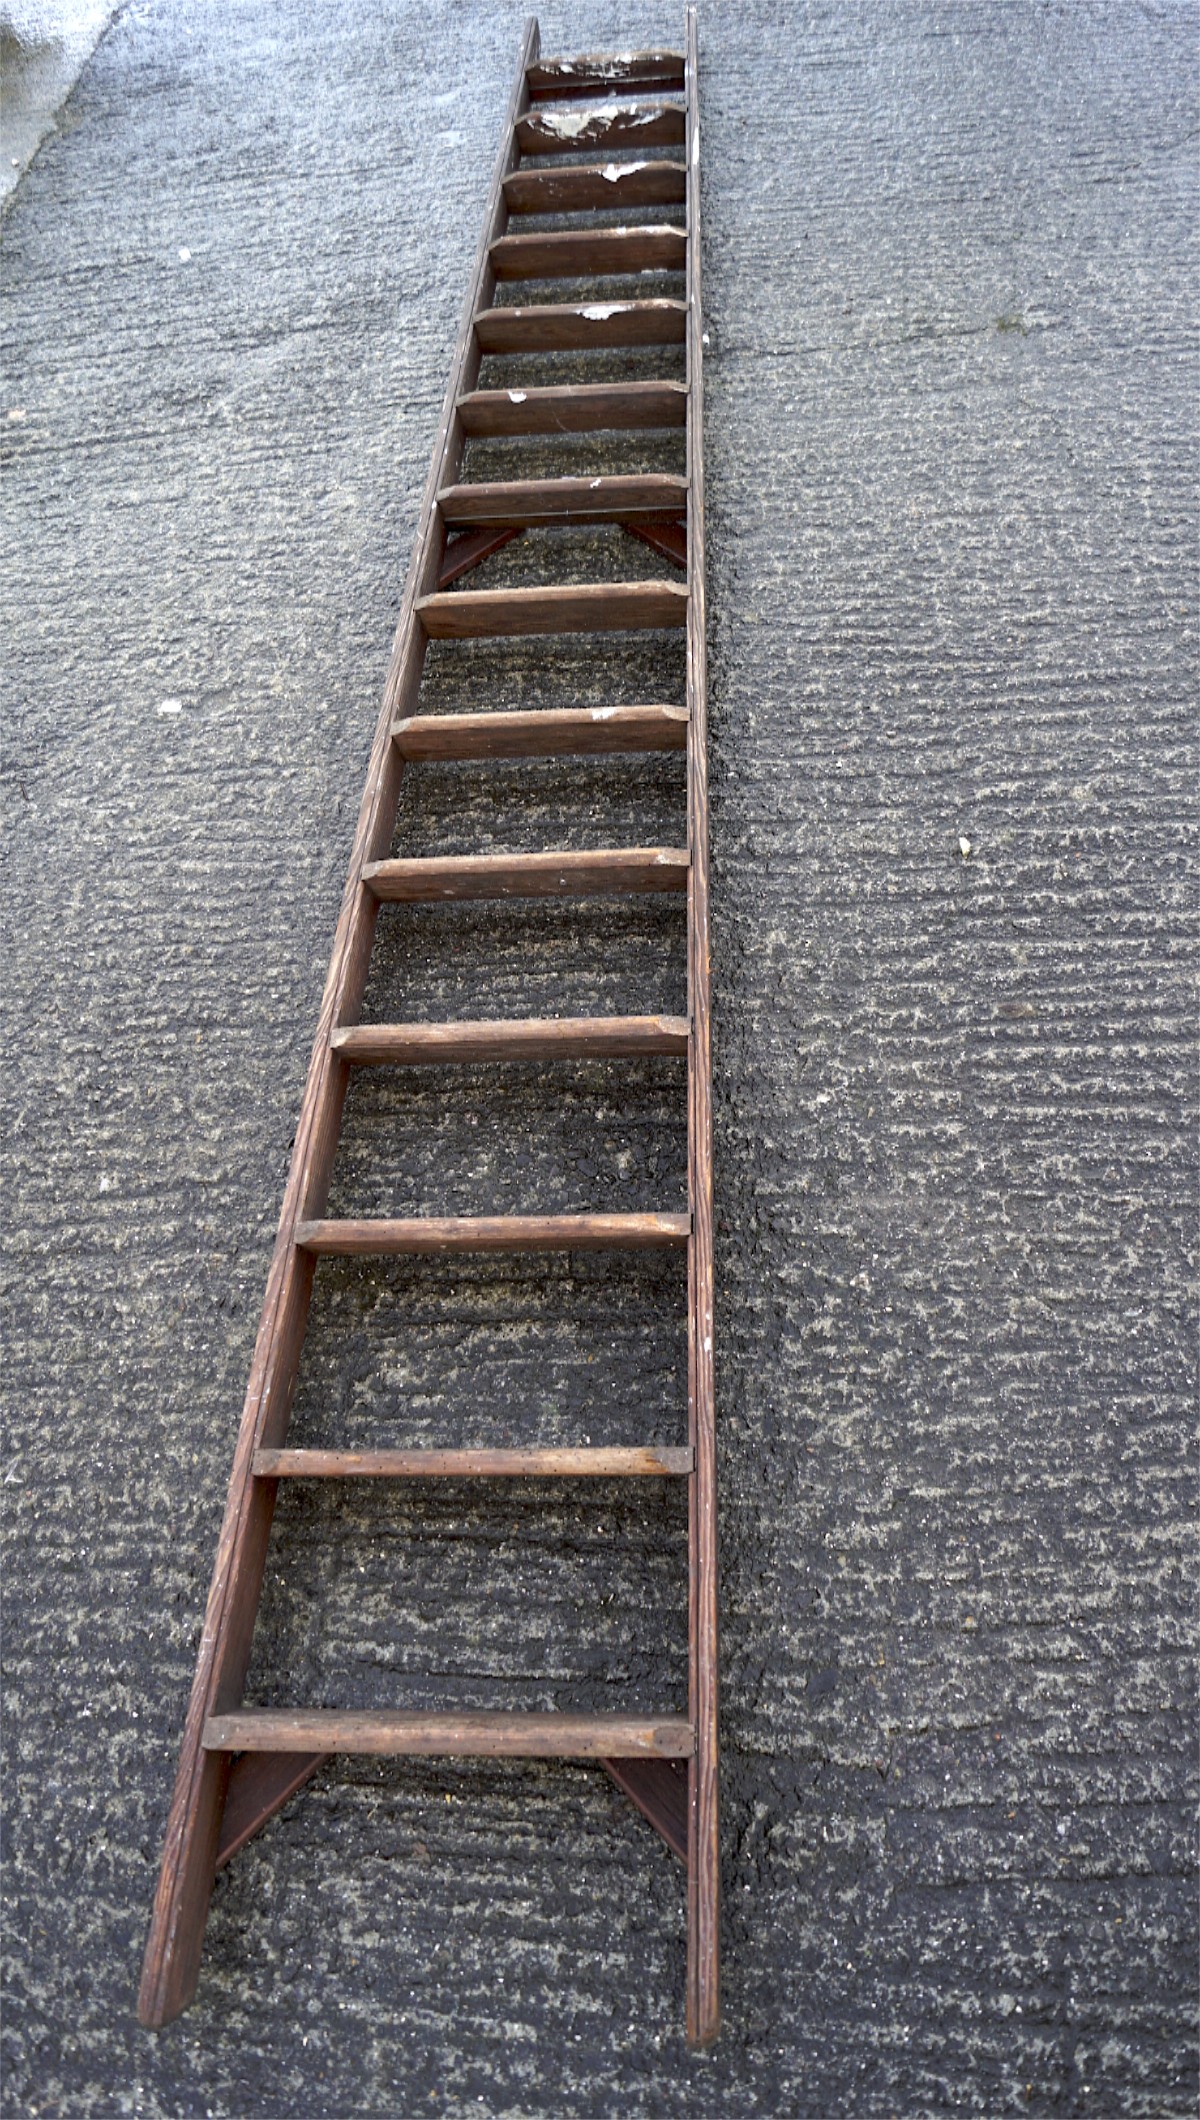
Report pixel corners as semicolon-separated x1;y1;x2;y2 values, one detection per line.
136;15;541;2031
683;2;720;2053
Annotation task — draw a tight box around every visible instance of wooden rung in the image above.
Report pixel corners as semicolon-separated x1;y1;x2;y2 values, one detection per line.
489;227;685;281
392;705;689;759
516;104;685;156
294;1213;691;1255
504;160;687;215
457;380;687;437
204;1711;695;1759
417;581;687;638
332;1014;689;1063
526;51;684;101
439;474;687;528
254;1446;694;1478
475;299;687;354
363;846;689;901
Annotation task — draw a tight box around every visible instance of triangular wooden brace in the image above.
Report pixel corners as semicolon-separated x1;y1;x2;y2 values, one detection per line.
603;1757;688;1862
215;1751;329;1870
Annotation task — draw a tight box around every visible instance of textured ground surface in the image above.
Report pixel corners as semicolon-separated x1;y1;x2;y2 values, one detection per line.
0;2;117;203
2;1;1197;2114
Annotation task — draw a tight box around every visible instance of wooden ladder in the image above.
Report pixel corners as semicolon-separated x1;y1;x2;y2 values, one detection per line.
138;10;717;2048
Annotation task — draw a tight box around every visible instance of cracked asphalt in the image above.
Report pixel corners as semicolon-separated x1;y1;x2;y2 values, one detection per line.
2;1;1196;2114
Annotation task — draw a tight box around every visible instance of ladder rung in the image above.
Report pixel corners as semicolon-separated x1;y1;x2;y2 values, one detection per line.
457;380;686;436
363;846;689;901
392;705;688;759
489;227;685;282
504;160;687;215
203;1711;695;1759
439;474;687;528
516;104;685;156
294;1213;692;1255
475;299;687;354
254;1446;694;1478
332;1014;689;1063
526;51;684;101
417;581;687;638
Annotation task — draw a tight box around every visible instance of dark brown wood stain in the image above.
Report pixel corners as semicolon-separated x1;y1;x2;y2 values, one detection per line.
138;9;717;2049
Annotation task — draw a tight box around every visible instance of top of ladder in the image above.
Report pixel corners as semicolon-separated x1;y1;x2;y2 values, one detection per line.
526;48;685;100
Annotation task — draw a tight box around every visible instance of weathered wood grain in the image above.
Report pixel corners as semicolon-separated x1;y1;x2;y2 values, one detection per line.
437;526;523;588
294;1214;692;1256
474;298;686;353
526;51;684;101
331;1014;689;1063
253;1447;693;1478
602;1757;689;1862
625;520;687;568
438;473;687;526
214;1752;328;1871
457;380;687;435
516;104;685;154
416;580;687;638
504;159;686;213
204;1712;696;1758
683;3;720;2054
489;226;685;280
391;705;688;759
362;846;690;901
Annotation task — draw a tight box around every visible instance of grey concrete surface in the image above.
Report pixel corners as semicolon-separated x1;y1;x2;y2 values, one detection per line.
0;3;116;204
2;1;1196;2114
